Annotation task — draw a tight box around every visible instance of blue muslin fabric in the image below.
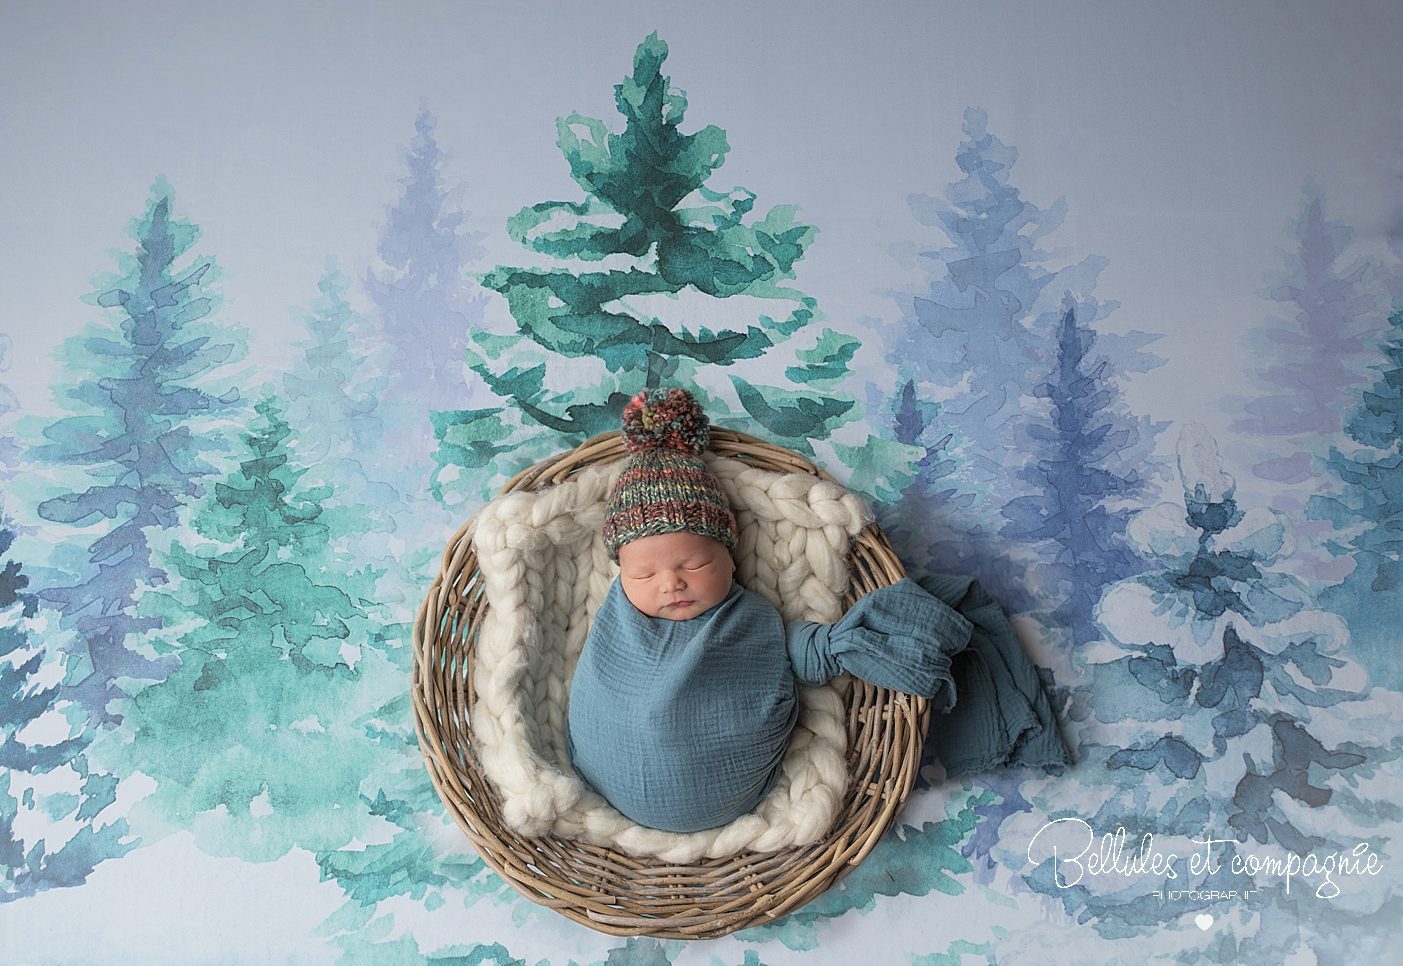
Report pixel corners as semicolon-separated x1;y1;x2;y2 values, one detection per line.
566;576;980;833
911;574;1074;777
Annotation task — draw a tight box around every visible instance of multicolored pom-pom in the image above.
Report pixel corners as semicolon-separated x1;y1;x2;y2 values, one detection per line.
620;387;710;455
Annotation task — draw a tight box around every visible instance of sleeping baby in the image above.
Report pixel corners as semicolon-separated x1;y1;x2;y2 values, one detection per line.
566;387;979;833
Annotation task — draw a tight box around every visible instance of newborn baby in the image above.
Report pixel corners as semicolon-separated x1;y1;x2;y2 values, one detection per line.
567;387;974;833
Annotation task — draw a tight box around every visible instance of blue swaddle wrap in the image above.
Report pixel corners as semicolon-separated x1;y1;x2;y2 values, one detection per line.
912;573;1074;777
785;578;975;704
567;576;976;833
567;580;796;833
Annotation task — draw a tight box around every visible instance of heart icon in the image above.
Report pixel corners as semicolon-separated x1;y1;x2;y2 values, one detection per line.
1195;913;1214;931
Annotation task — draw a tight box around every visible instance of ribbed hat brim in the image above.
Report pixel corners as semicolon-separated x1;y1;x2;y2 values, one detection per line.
603;451;738;559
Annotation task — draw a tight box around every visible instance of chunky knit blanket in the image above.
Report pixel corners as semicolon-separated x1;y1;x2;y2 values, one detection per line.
468;454;873;862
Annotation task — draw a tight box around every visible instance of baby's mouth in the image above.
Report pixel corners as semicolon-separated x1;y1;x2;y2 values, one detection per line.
666;600;694;610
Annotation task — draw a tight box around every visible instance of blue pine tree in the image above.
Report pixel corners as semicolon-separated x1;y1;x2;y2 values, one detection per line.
881;110;1161;606
875;373;1033;609
2;503;131;901
1018;424;1398;955
1231;183;1381;444
884;108;1114;493
366;107;489;481
1309;306;1403;688
1227;184;1384;582
1000;298;1165;644
30;183;245;722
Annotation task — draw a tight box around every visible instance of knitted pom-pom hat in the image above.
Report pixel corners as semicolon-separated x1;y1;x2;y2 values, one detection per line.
602;387;738;561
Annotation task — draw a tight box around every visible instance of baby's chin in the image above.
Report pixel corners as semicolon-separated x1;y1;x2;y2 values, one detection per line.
656;607;698;620
655;600;707;620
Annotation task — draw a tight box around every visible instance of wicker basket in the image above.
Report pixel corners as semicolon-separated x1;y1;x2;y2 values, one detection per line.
411;428;930;939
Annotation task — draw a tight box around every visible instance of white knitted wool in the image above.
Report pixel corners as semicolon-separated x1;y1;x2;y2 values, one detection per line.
468;454;872;862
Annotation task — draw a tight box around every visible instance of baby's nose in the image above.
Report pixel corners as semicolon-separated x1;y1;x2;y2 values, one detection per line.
662;571;686;590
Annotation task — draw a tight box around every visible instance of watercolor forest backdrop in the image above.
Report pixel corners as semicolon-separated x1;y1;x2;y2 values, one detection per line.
3;2;1402;963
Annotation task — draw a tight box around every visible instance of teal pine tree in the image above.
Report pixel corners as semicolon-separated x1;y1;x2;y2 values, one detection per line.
434;34;878;494
278;269;510;931
283;264;386;465
29;183;245;722
114;395;398;860
281;264;409;573
312;687;511;957
1309;306;1403;688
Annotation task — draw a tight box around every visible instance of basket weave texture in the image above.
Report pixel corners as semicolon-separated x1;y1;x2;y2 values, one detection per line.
411;428;931;939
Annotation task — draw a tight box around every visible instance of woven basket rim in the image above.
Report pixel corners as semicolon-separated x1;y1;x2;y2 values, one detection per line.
411;429;929;939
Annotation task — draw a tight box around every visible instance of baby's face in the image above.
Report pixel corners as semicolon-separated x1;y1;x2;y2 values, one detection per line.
617;531;735;621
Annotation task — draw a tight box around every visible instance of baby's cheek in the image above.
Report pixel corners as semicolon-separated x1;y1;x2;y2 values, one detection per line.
620;583;649;612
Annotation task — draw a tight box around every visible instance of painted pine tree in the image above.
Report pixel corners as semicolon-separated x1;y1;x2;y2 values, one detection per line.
29;184;245;723
435;33;880;497
285;269;501;936
3;352;129;898
883;108;1114;489
312;700;508;958
282;265;413;574
873;373;1035;610
1308;307;1403;689
285;265;386;464
1227;184;1384;581
1231;184;1381;445
1000;299;1164;645
1;504;130;900
885;377;971;537
115;395;398;860
1011;423;1400;958
881;110;1161;608
366;107;489;482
